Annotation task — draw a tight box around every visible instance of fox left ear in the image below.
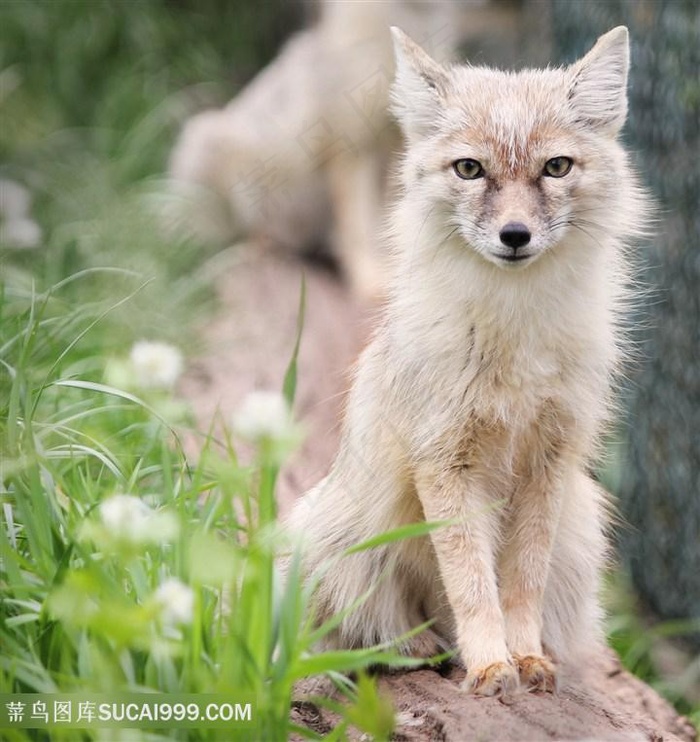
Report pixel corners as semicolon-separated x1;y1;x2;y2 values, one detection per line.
390;27;449;143
567;26;630;136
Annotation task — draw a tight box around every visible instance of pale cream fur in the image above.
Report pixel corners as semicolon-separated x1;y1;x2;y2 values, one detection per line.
287;27;650;696
168;1;462;299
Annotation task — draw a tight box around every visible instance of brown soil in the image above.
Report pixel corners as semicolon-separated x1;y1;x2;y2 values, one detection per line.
180;246;696;742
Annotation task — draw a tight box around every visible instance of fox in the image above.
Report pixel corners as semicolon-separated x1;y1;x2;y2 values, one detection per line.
168;1;463;300
287;26;650;696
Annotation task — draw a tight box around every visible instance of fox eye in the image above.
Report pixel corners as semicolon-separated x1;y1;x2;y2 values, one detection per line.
544;157;573;177
453;159;484;180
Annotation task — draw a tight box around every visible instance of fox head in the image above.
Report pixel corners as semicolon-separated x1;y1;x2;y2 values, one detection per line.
389;27;638;270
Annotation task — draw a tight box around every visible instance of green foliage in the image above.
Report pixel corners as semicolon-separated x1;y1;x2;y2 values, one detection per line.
0;0;300;167
0;269;424;739
340;674;395;741
0;3;417;738
605;573;700;731
0;0;300;317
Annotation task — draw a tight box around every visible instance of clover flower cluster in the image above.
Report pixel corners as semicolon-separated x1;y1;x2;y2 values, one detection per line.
0;178;42;249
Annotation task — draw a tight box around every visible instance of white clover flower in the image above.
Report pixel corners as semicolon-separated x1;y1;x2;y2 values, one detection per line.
154;578;194;625
0;217;42;248
231;391;304;463
0;178;31;220
232;390;295;442
129;340;183;390
0;179;42;249
98;494;179;546
100;494;151;534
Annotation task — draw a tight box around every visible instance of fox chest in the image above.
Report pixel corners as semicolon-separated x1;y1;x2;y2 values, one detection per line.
390;311;608;467
408;338;580;463
470;345;566;423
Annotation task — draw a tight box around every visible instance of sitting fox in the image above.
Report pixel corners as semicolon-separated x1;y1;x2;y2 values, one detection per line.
288;27;650;696
168;1;461;301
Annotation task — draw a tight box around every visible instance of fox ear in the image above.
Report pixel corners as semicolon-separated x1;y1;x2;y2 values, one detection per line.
567;26;630;136
390;26;449;142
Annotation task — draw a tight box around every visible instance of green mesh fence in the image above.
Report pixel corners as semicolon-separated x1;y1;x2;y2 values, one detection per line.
544;0;699;638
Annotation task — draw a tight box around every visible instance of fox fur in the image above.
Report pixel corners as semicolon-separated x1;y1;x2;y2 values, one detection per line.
287;26;650;696
168;1;461;299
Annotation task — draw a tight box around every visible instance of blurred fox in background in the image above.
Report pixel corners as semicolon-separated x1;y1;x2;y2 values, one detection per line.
168;1;488;300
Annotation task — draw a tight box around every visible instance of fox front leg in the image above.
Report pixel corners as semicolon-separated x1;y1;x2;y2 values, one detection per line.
415;465;518;696
498;450;568;692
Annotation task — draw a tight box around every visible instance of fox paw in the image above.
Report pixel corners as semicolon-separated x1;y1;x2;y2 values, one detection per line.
462;660;519;697
513;653;557;693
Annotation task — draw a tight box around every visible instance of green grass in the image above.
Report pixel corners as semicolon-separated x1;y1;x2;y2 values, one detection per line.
605;572;700;731
599;443;700;731
0;3;413;738
0;272;424;740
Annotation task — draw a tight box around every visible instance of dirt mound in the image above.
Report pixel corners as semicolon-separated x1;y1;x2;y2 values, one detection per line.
180;247;696;741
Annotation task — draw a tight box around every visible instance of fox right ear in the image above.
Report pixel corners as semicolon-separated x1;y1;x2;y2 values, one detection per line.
567;26;630;136
390;27;449;142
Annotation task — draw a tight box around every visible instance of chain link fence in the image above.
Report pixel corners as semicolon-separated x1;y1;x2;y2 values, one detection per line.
538;0;699;640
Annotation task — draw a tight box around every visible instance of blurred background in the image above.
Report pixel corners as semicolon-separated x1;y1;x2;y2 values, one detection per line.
1;0;697;725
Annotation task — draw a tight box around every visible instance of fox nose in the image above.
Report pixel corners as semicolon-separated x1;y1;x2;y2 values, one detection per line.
499;222;531;250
